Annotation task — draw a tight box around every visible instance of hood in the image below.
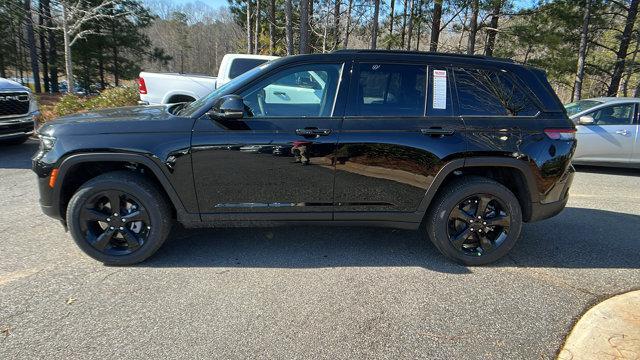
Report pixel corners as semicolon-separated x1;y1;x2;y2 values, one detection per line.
0;78;30;92
38;105;194;137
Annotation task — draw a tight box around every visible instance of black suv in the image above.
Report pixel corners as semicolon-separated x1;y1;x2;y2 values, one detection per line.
33;50;576;265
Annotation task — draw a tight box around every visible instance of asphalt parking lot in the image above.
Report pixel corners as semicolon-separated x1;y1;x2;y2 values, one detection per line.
1;140;639;359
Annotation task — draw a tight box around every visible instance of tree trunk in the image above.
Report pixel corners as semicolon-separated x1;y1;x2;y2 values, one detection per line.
484;0;502;56
300;0;310;54
269;0;275;55
371;0;380;49
43;0;58;92
334;0;341;49
406;0;414;50
623;32;640;95
24;0;41;93
246;0;252;53
634;79;640;97
98;54;105;90
343;0;353;47
387;0;395;50
572;0;591;101
415;0;423;50
466;0;479;55
401;0;407;48
607;0;640;96
254;0;260;54
429;0;442;51
285;0;293;55
38;0;50;93
62;4;74;94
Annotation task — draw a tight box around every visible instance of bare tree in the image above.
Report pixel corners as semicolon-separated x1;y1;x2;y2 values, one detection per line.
38;0;50;93
269;0;275;55
300;0;310;53
285;0;293;54
371;0;380;49
334;0;341;49
573;0;591;101
607;0;639;96
466;0;479;54
387;0;395;49
24;0;41;93
254;0;260;54
406;0;414;50
246;0;252;53
484;0;502;56
429;0;442;51
343;0;353;47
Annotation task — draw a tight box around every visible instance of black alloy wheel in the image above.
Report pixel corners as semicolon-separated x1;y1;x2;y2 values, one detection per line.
67;171;172;265
79;190;150;256
426;176;522;265
447;194;511;257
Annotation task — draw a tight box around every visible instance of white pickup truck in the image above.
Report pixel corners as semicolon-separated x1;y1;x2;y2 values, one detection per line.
138;54;278;105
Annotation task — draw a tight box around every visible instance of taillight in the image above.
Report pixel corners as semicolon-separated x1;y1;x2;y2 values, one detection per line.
544;128;576;140
138;77;147;94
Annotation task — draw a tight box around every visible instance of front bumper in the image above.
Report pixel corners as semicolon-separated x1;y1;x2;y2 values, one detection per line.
0;115;35;139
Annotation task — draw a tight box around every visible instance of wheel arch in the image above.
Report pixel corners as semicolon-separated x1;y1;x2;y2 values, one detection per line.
54;153;192;223
418;157;540;223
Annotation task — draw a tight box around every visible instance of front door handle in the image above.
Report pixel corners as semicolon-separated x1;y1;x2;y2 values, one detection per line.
296;128;332;137
420;128;455;136
616;129;629;136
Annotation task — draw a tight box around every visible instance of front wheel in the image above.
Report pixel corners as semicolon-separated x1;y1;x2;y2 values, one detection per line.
425;176;523;265
67;171;173;265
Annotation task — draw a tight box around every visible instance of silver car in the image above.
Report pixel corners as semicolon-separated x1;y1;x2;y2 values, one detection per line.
565;97;639;168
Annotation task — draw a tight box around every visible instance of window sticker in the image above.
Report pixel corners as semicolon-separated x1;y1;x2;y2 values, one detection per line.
433;69;447;109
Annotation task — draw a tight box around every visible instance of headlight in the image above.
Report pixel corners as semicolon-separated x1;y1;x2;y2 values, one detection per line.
39;134;56;151
29;93;39;115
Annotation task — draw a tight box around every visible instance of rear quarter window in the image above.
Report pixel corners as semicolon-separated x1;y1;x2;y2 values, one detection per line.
454;67;539;117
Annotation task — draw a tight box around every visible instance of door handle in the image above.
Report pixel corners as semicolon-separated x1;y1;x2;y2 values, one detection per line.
296;128;332;137
420;128;455;136
615;129;629;136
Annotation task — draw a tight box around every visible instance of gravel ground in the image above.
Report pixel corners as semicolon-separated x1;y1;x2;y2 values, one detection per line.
1;140;638;359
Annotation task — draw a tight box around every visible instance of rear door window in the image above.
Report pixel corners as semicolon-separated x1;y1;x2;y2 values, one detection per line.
454;67;539;117
351;63;426;117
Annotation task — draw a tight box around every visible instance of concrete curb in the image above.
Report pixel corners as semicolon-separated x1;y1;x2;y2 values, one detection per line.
558;290;640;360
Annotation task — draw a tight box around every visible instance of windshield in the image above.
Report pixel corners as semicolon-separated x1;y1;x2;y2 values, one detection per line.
176;65;266;117
564;100;603;117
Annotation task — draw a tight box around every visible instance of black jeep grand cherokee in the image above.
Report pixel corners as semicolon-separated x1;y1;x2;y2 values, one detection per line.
33;50;576;265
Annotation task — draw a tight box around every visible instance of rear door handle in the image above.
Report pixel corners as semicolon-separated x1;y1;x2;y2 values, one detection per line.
296;128;332;137
420;128;455;136
615;129;629;136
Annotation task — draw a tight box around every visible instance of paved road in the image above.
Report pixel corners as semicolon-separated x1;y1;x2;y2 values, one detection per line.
1;140;639;359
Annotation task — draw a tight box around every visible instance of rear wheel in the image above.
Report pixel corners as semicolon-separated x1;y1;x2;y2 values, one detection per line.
426;176;522;265
67;171;173;265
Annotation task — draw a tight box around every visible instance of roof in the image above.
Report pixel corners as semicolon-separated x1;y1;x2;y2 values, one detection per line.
332;49;516;64
585;97;640;104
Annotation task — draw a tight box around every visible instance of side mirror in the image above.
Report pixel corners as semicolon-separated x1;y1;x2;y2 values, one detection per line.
578;115;595;125
207;95;244;120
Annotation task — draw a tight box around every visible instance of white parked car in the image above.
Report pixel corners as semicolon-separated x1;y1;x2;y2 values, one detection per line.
565;97;639;168
138;54;278;105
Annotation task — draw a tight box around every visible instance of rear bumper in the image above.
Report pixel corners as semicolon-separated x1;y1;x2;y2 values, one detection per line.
527;165;575;222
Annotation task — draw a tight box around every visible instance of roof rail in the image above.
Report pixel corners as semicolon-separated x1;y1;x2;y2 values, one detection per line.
331;49;515;63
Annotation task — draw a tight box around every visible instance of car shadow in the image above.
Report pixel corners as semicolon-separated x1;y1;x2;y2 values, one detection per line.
574;164;639;176
0;139;39;169
141;207;640;272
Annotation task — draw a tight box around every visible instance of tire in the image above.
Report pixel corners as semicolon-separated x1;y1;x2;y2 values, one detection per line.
425;176;523;266
66;171;173;265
